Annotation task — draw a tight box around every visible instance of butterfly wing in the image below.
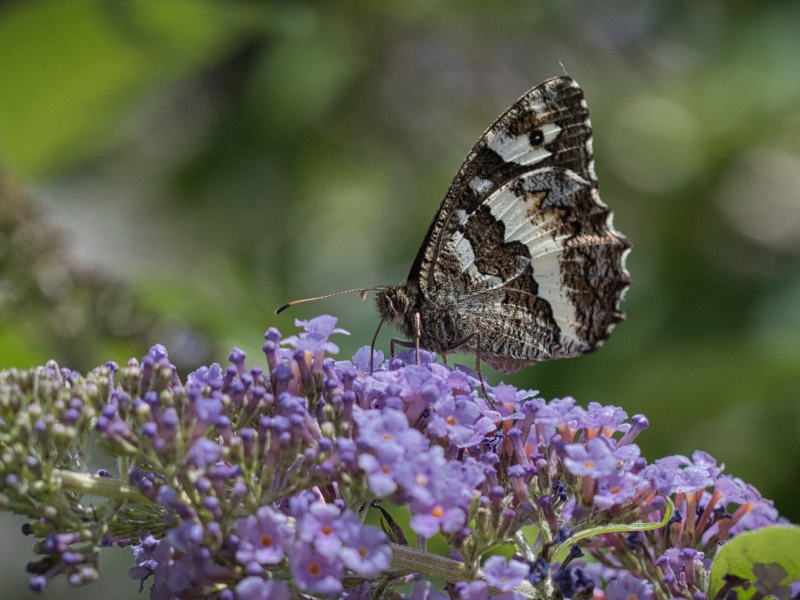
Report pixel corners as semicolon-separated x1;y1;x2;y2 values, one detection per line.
410;76;631;371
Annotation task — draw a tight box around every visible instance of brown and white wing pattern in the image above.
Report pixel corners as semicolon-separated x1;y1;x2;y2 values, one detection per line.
409;76;631;372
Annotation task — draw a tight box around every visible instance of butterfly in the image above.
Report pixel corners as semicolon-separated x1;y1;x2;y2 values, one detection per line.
372;76;631;375
279;76;631;383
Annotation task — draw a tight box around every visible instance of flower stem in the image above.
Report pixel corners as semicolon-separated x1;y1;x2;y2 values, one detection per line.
52;470;154;505
388;543;540;599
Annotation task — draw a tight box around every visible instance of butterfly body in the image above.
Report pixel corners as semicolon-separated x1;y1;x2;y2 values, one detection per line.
375;76;631;374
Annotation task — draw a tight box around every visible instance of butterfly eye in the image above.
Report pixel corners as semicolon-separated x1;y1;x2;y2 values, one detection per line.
530;129;545;145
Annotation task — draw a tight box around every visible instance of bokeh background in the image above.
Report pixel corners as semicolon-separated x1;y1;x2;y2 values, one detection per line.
1;0;799;598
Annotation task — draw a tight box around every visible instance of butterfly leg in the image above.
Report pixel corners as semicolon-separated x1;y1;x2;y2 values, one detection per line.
474;332;490;403
389;314;422;365
369;318;385;375
390;338;415;358
446;332;490;401
414;312;422;365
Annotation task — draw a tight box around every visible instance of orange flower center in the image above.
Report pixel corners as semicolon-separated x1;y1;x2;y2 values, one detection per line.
381;465;391;474
584;460;595;469
611;487;621;494
260;534;273;548
431;506;444;518
446;416;457;426
321;525;333;536
308;562;321;576
416;474;428;486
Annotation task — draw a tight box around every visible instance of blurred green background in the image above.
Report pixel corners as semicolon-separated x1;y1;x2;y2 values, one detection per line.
1;0;800;597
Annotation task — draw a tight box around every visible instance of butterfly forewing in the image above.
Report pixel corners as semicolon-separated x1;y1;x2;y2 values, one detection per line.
407;76;631;373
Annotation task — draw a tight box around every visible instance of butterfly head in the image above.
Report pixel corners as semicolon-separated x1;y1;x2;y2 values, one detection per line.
375;284;418;335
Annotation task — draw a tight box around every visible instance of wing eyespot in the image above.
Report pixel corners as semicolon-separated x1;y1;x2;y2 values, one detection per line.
530;129;545;146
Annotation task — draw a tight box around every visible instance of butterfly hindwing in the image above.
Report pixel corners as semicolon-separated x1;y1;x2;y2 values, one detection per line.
409;76;631;372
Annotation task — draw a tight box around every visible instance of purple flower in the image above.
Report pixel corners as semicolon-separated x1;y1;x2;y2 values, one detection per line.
563;437;618;478
346;346;384;374
296;315;349;338
490;382;539;409
358;445;404;496
235;577;291;600
581;402;628;433
427;395;482;447
482;555;530;592
642;462;681;494
187;363;223;388
283;315;349;356
340;525;391;576
594;471;642;509
148;344;169;362
235;507;293;566
128;533;162;583
354;408;428;456
297;502;359;559
408;580;449;600
617;414;649;446
534;397;585;429
289;543;343;596
409;505;465;539
394;445;448;506
728;484;784;534
453;580;490;600
186;438;223;468
448;459;486;497
675;468;716;494
605;573;654;600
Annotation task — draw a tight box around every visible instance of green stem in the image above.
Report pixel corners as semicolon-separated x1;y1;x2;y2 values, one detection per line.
52;469;155;505
388;544;541;599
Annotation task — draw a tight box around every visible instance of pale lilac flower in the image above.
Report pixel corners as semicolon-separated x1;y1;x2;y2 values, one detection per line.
407;472;467;539
295;315;349;338
187;363;223;388
534;397;585;428
354;408;428;457
297;502;360;559
235;507;293;565
394;445;448;506
563;437;618;478
4;313;790;599
427;395;482;446
581;402;628;433
289;543;343;596
345;346;384;374
408;580;449;600
454;580;490;600
490;382;539;410
186;438;223;468
482;555;530;592
235;577;291;600
358;445;404;496
605;573;654;600
340;525;391;576
594;471;642;509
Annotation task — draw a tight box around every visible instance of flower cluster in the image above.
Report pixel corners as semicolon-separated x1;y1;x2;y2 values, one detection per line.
0;315;789;599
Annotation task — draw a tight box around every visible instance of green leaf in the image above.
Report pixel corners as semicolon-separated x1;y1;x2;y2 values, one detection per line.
553;497;674;558
709;525;800;600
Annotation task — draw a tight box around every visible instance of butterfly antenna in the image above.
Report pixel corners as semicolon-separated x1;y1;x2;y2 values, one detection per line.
275;287;385;315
